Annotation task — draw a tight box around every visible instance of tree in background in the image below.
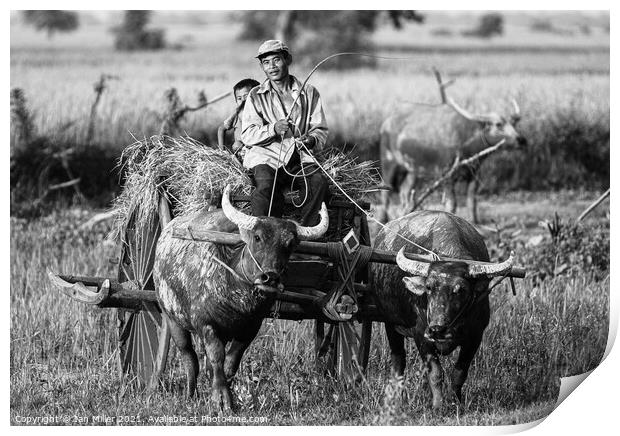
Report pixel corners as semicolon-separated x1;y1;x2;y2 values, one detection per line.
113;10;166;51
463;13;504;38
22;10;79;39
238;10;424;69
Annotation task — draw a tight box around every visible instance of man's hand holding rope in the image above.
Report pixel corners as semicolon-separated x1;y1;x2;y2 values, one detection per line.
298;134;316;150
274;119;292;137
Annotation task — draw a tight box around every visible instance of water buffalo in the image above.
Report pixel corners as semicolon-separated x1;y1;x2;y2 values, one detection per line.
379;69;526;223
370;210;514;408
153;185;328;409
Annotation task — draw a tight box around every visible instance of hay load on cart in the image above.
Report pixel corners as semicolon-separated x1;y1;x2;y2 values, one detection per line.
111;135;383;243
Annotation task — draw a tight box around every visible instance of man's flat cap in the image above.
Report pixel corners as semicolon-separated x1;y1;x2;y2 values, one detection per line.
256;40;290;58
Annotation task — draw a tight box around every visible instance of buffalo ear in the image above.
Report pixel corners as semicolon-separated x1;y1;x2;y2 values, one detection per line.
403;276;426;296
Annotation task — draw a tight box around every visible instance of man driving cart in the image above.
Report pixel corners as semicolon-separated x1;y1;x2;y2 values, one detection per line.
241;40;329;226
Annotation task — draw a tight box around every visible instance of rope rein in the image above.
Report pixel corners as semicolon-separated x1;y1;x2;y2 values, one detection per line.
243;244;264;273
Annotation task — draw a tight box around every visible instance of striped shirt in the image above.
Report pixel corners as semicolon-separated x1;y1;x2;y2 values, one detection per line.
240;76;328;169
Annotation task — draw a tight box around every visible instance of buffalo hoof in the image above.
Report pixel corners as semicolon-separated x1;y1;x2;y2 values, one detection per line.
211;384;233;412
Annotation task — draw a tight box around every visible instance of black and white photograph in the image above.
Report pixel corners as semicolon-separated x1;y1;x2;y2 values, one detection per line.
9;6;611;427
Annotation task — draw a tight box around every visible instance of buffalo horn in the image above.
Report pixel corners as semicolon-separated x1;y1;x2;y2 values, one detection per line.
511;98;521;118
396;247;430;277
221;185;258;231
468;252;515;277
295;203;329;240
446;96;494;124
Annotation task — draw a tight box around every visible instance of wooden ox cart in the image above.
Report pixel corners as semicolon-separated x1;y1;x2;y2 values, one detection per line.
48;192;525;388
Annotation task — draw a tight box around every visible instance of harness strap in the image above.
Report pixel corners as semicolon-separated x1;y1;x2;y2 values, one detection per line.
186;226;259;286
244;244;264;273
211;252;252;285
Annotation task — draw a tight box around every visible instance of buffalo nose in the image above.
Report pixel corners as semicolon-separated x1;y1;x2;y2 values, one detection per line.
428;325;447;337
259;271;279;285
517;136;527;146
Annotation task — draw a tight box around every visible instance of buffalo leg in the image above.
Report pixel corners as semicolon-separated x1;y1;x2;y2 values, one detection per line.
198;337;213;380
466;179;479;224
385;323;406;376
413;335;444;409
444;182;457;214
224;322;262;382
399;171;416;210
202;324;233;411
379;166;397;223
377;193;390;223
451;333;484;403
168;321;199;398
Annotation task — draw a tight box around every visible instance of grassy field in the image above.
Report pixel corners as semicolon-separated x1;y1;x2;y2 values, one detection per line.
10;191;609;425
10;11;610;426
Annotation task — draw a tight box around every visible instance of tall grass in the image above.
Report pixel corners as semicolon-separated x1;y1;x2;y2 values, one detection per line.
10;198;608;425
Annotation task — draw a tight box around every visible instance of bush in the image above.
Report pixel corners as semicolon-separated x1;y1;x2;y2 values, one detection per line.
431;27;453;37
10;140;120;218
237;11;280;41
22;10;79;38
530;19;555;33
463;13;504;38
525;219;609;282
529;18;575;36
114;28;165;51
113;11;166;51
293;11;378;70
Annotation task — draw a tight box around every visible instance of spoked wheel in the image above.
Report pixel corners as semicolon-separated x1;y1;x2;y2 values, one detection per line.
117;197;172;387
315;318;372;382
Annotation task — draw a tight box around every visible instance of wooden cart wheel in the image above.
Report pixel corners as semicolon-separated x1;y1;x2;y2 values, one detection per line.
314;213;373;381
117;197;172;387
315;318;372;382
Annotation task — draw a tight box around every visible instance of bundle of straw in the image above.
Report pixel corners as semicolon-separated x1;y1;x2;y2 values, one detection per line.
110;135;382;242
314;148;385;201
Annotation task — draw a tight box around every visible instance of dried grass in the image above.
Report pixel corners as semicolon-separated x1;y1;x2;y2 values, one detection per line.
110;135;382;242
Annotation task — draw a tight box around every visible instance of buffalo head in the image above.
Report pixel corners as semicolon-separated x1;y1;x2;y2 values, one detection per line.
450;97;527;150
221;185;329;289
433;67;527;150
396;248;514;343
